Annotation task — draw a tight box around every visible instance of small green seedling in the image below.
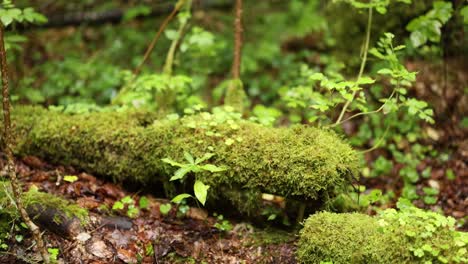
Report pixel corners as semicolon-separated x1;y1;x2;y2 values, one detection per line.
162;152;226;205
213;213;233;232
159;203;172;215
112;196;140;218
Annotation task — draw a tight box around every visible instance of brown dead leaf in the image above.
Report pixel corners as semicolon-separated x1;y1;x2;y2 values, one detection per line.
117;248;137;264
76;197;101;210
187;207;208;221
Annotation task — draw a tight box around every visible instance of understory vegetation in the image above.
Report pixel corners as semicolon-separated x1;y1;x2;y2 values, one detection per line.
0;0;466;263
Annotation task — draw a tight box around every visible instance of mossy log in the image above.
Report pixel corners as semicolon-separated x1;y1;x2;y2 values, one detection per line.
0;184;88;238
6;106;358;207
297;210;467;264
0;183;132;238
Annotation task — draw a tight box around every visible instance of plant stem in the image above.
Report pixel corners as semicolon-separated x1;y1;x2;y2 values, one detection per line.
335;7;373;125
163;1;191;76
0;24;49;264
133;0;185;76
331;87;396;127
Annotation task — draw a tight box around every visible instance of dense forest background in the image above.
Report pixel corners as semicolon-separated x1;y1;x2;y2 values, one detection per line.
0;0;467;263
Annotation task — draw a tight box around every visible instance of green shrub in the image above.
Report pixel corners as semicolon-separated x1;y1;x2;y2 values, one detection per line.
297;203;467;263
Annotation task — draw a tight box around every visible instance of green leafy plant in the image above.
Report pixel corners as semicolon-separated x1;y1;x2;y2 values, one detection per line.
406;1;453;48
0;0;46;27
112;196;140;218
377;199;468;263
162;152;226;205
159;203;172;216
213;213;233;232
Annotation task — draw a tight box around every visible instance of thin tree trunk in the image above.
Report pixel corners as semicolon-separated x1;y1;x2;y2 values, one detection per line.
231;0;243;80
224;0;246;112
0;24;49;263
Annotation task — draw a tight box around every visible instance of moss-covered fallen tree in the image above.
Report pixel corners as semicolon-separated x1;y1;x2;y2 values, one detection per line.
297;205;468;264
6;106;358;207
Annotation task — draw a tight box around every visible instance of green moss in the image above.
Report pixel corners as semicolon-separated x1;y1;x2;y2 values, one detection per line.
0;181;88;233
297;207;468;264
6;106;358;207
246;227;296;247
162;252;196;264
23;189;88;223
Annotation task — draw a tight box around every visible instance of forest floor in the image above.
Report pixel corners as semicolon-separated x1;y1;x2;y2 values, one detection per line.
0;156;297;264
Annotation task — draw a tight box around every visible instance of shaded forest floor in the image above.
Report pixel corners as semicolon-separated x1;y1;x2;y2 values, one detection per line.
0;156;297;264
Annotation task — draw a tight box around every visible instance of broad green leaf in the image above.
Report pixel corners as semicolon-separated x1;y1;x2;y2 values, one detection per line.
63;175;78;183
159;203;172;215
127;206;139;218
170;167;191;181
357;76;375;85
112;201;124;210
161;158;184;167
423;196;438;205
461;6;468;24
123;5;151;21
410;31;427;47
200;164;226;172
22;7;47;24
184;151;195;164
377;68;393;75
121;196;134;204
194;180;210;205
195;153;215;164
309;72;325;81
171;193;192;204
139;196;150;209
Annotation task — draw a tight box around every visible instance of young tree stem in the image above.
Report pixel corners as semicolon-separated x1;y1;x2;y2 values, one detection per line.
0;24;49;263
335;8;373;125
231;0;243;79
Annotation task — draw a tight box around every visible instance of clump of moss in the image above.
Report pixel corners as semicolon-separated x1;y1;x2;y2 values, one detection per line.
297;204;467;263
6;106;359;209
0;182;88;223
23;189;88;224
246;228;296;247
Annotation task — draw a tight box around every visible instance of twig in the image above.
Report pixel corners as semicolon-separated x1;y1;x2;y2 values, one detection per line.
0;24;50;263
